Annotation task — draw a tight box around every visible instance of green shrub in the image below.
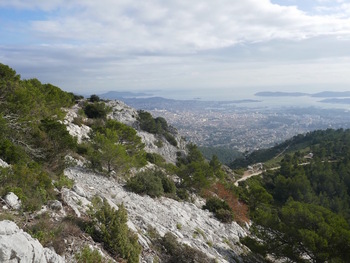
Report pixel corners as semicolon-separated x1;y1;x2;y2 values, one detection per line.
84;102;108;119
164;133;178;147
176;188;189;201
54;175;74;190
75;246;110;263
127;169;176;198
215;208;234;223
90;199;141;263
89;94;100;102
146;153;166;165
137;110;157;133
127;171;164;197
0;138;27;164
203;197;234;223
137;111;177;146
0;163;55;211
39;118;77;158
240;236;267;257
0;63;21;81
161;232;214;263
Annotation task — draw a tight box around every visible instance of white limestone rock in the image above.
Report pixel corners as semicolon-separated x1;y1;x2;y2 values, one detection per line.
47;200;63;211
64;167;249;263
65;155;86;168
107;100;138;127
63;105;91;143
136;130;185;164
0;220;64;263
0;158;9;168
61;187;91;217
73;184;87;198
4;192;21;210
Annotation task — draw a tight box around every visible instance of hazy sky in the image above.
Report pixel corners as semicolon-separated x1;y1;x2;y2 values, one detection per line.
1;0;350;96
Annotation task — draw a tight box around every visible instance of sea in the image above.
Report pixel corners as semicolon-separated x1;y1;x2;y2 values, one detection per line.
148;87;350;111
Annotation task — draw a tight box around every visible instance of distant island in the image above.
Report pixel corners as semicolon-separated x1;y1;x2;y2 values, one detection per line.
255;91;350;98
255;92;309;97
320;98;350;104
311;91;350;98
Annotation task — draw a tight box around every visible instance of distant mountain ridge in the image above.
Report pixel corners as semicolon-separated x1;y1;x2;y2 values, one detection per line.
99;92;261;111
99;91;151;98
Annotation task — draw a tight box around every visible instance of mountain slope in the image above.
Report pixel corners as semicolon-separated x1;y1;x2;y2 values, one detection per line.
0;63;254;263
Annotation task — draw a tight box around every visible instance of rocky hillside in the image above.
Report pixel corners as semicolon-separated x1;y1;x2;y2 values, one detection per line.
1;98;250;262
60;98;250;262
1;63;255;263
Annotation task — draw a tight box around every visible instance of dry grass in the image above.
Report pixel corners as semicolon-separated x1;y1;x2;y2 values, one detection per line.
206;182;249;224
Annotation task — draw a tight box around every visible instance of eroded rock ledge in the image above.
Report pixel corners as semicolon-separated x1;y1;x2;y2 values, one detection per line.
0;220;64;263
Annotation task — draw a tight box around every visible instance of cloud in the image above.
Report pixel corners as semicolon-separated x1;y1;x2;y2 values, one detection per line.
1;0;350;94
3;0;350;52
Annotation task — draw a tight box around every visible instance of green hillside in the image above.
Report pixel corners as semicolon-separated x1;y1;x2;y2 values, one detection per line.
229;129;346;169
237;128;350;262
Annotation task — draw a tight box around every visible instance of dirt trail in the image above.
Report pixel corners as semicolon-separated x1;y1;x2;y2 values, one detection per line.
234;166;280;186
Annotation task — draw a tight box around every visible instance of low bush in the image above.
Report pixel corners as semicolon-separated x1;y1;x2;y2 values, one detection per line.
137;110;177;146
160;232;214;263
176;188;189;201
89;94;100;102
127;171;164;197
84;102;109;119
164;133;178;147
54;175;74;190
75;246;110;263
126;169;176;198
88;199;141;263
203;196;234;223
215;208;234;223
29;214;82;255
0;163;55;211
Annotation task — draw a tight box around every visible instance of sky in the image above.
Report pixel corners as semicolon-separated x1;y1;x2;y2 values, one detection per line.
1;0;350;98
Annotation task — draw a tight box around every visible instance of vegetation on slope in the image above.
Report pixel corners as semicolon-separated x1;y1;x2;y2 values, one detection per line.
0;63;77;210
229;129;343;169
199;146;243;165
0;63;143;262
238;128;350;262
137;110;178;146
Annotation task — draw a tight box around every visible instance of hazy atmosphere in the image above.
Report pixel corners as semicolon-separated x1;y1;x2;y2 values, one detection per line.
1;0;350;96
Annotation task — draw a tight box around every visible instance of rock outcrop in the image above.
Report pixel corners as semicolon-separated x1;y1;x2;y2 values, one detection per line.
0;220;64;263
0;158;9;168
4;192;21;210
64;167;249;263
107;100;139;127
63;104;91;143
106;100;187;164
137;130;186;163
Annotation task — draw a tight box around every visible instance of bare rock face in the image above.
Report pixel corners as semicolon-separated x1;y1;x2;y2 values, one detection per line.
107;100;138;127
61;186;91;218
4;192;21;210
64;167;249;263
137;131;183;164
63;105;91;143
0;220;64;263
